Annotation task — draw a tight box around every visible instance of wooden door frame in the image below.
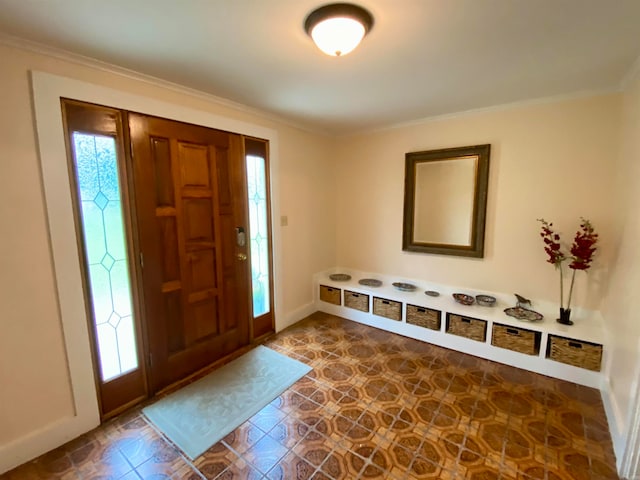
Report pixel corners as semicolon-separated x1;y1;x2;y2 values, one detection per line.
60;102;262;409
244;137;276;340
25;71;282;474
60;100;149;419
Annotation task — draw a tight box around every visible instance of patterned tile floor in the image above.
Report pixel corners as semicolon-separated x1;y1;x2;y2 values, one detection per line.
2;312;619;479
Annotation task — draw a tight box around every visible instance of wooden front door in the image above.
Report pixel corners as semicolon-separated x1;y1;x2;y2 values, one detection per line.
129;114;251;392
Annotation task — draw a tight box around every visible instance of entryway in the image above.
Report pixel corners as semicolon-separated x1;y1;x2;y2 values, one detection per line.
62;100;274;418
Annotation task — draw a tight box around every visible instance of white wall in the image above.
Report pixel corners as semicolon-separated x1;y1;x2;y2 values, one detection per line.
278;132;338;322
0;42;335;472
601;74;640;476
334;95;620;312
0;46;76;456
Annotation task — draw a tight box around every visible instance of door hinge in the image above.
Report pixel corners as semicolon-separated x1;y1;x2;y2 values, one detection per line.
148;353;153;367
139;252;144;268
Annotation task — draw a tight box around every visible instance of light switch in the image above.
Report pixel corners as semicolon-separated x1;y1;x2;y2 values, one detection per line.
280;215;288;227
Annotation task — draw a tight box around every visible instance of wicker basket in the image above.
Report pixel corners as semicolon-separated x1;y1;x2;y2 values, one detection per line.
548;335;602;371
344;290;369;312
373;297;402;321
491;323;540;356
406;304;441;330
446;314;487;342
319;285;341;305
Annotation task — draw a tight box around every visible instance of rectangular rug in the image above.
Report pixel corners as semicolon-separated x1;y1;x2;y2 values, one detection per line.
142;345;311;459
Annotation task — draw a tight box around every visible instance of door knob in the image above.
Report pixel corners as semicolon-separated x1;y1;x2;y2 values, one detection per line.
236;253;247;261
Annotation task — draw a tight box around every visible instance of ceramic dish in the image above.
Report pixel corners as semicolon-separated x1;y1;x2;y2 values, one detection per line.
425;290;440;297
392;282;417;292
453;293;475;306
504;307;544;322
358;278;382;287
329;273;351;281
476;294;496;307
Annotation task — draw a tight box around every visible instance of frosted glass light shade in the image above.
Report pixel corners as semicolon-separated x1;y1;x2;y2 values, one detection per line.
304;3;373;57
310;17;366;56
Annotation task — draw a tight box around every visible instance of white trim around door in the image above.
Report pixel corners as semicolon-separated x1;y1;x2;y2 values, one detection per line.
1;71;281;474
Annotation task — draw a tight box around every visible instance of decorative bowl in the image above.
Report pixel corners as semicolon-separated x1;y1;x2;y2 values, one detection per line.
392;282;417;292
329;273;351;281
476;295;496;307
425;290;440;297
504;307;543;322
453;293;475;306
359;278;382;287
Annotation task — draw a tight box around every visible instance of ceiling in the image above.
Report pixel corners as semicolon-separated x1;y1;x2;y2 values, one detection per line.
1;0;639;134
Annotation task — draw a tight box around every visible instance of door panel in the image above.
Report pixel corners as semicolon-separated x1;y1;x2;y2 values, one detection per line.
180;144;211;188
130;114;250;392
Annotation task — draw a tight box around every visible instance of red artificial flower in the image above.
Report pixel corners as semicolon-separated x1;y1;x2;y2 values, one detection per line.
569;219;598;271
537;217;598;311
538;219;565;267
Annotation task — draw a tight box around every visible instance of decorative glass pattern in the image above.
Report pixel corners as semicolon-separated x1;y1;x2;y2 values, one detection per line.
246;155;270;317
72;133;138;382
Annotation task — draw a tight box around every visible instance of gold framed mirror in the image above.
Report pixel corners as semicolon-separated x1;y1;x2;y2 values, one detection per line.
402;144;491;257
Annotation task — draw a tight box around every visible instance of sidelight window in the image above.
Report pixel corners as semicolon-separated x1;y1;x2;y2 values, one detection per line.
246;154;270;317
71;132;138;382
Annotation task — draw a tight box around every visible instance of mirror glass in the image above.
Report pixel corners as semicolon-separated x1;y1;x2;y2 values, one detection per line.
403;145;490;257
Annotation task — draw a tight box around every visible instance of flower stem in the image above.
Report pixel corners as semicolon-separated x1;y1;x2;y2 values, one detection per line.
559;265;564;309
567;269;576;310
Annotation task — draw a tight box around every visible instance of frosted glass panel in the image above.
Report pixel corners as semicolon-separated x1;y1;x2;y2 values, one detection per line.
72;133;138;382
246;155;270;317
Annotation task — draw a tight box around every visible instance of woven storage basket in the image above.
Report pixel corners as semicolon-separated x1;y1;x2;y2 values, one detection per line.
373;297;402;321
406;305;441;330
548;335;602;371
319;285;341;305
446;314;487;342
344;290;369;312
491;323;541;355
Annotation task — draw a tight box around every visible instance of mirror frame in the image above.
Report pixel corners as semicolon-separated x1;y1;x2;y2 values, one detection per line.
402;144;491;258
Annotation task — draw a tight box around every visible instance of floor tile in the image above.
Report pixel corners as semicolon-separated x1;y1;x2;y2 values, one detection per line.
0;312;620;480
223;421;267;455
243;435;289;475
266;451;315;480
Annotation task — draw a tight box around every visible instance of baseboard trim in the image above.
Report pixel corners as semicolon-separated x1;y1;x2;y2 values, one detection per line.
0;414;99;474
277;302;316;332
619;369;640;479
600;376;630;477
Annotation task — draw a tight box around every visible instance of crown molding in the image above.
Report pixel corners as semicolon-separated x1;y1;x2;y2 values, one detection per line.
344;88;620;138
0;32;328;136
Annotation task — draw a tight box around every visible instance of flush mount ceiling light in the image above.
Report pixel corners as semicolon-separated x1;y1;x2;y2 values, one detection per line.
304;3;374;57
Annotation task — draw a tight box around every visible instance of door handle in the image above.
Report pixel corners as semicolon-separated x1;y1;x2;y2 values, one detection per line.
236;253;247;261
